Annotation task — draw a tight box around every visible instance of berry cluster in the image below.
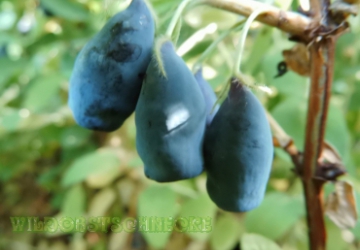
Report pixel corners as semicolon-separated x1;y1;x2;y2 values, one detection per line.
68;0;274;212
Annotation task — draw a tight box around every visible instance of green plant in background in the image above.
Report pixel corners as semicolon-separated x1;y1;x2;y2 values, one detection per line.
0;0;360;250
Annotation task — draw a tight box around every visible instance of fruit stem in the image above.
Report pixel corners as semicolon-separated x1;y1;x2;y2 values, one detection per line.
233;8;267;77
165;0;193;38
153;36;169;78
192;20;245;73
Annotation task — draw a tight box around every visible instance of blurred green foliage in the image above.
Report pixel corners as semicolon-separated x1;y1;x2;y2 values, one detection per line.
0;0;360;249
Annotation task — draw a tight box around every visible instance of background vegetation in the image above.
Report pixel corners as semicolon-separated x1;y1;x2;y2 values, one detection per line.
0;0;359;249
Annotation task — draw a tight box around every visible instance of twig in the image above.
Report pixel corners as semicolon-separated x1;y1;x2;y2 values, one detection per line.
198;0;312;39
300;0;335;248
266;111;301;168
301;37;336;250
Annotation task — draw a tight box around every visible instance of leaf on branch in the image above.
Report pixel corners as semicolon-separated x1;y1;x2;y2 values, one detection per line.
316;141;347;181
325;180;358;229
281;43;310;77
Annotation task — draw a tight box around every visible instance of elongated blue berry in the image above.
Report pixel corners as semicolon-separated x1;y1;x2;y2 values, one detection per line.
135;39;207;182
204;77;273;212
69;0;155;131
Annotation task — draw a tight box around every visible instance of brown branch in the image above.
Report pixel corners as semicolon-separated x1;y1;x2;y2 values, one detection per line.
310;0;323;19
199;0;312;39
301;36;336;250
301;0;336;244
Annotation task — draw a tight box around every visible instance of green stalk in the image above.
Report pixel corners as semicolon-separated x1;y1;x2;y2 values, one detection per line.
233;8;268;77
165;0;193;38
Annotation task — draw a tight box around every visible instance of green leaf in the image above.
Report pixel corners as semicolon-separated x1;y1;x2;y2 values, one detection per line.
0;10;17;31
182;40;212;62
272;97;351;161
0;58;28;90
210;213;243;250
88;188;116;217
271;96;307;149
23;74;63;113
260;49;307;97
62;149;120;187
326;218;350;250
178;193;217;240
169;179;198;198
62;184;86;217
60;126;91;149
86;165;122;189
0;108;21;132
325;102;351;161
40;0;90;21
241;234;282;250
137;185;178;249
245;192;305;240
244;27;273;74
349;83;360;111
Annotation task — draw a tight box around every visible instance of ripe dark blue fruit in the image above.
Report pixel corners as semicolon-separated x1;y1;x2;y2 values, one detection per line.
135;39;207;182
204;78;273;212
194;68;219;126
68;0;154;132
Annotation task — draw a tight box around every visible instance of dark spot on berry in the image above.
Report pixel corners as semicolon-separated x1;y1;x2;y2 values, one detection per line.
138;72;146;79
110;22;134;36
107;43;142;63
